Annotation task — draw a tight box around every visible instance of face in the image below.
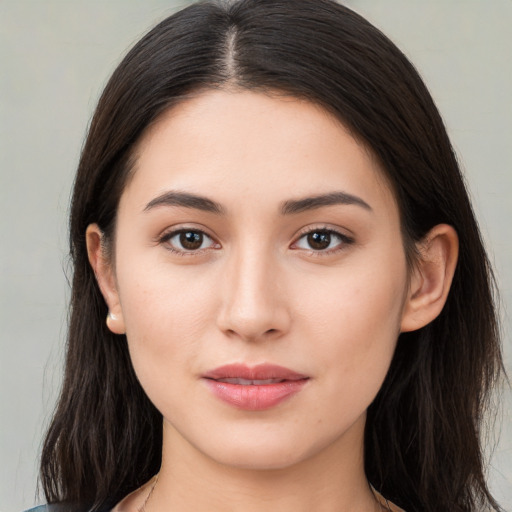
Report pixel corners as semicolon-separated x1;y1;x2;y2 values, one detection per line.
98;90;413;470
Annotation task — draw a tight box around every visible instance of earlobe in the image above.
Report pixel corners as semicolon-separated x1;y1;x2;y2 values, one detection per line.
86;224;126;335
400;224;459;333
106;311;125;335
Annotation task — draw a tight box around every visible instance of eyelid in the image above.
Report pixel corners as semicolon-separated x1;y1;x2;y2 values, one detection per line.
157;225;221;255
156;223;354;256
290;225;354;254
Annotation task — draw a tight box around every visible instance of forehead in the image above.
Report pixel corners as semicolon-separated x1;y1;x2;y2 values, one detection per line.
122;89;397;218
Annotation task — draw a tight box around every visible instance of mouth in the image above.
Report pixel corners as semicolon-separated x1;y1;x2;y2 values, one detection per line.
202;363;310;411
213;378;289;385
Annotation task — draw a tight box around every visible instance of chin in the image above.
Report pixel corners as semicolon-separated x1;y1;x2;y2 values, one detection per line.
195;428;341;473
210;445;310;471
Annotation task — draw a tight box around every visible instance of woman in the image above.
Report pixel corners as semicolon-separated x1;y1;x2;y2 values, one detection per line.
35;0;505;511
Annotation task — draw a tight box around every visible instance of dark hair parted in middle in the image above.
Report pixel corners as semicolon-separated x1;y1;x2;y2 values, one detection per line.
40;1;503;511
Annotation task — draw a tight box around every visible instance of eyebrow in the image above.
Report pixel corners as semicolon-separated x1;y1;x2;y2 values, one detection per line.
144;191;226;214
143;190;372;216
280;191;372;215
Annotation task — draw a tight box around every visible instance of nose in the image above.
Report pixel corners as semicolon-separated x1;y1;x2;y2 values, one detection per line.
216;245;291;342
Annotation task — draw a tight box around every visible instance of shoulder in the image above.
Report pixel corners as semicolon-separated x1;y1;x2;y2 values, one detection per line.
24;506;110;512
24;507;60;512
24;507;65;512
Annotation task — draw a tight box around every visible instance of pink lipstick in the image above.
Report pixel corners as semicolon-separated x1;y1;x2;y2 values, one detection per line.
202;363;309;411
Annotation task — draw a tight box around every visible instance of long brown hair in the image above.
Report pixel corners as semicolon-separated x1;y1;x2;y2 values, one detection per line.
40;1;504;511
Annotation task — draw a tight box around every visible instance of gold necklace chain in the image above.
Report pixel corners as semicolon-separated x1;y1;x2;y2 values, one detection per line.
138;473;159;512
137;474;390;512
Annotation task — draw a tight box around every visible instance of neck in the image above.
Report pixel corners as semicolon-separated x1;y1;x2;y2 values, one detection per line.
145;414;379;512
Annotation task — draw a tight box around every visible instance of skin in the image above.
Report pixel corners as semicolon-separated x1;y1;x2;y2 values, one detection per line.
87;90;458;512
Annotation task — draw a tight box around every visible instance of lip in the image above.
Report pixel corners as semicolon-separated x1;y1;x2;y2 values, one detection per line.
202;363;309;411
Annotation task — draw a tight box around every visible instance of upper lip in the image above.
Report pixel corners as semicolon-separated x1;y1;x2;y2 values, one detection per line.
202;363;309;381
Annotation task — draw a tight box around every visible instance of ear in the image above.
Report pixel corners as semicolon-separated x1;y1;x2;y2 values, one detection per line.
86;224;126;335
401;224;459;332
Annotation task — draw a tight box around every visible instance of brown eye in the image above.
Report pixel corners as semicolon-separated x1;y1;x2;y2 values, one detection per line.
162;229;217;253
307;231;332;250
180;231;203;250
293;229;352;253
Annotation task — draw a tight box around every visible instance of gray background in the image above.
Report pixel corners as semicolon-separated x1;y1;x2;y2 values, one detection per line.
1;1;511;511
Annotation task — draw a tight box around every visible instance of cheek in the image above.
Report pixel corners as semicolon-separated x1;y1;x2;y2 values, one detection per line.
296;254;407;400
116;260;219;382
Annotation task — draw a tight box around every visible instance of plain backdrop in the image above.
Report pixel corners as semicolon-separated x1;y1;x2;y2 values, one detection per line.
1;1;511;511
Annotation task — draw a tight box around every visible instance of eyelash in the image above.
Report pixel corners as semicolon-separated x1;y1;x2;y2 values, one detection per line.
291;226;354;256
158;228;219;256
158;226;354;256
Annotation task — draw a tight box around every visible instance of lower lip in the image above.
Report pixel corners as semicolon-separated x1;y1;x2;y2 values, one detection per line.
203;379;309;411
